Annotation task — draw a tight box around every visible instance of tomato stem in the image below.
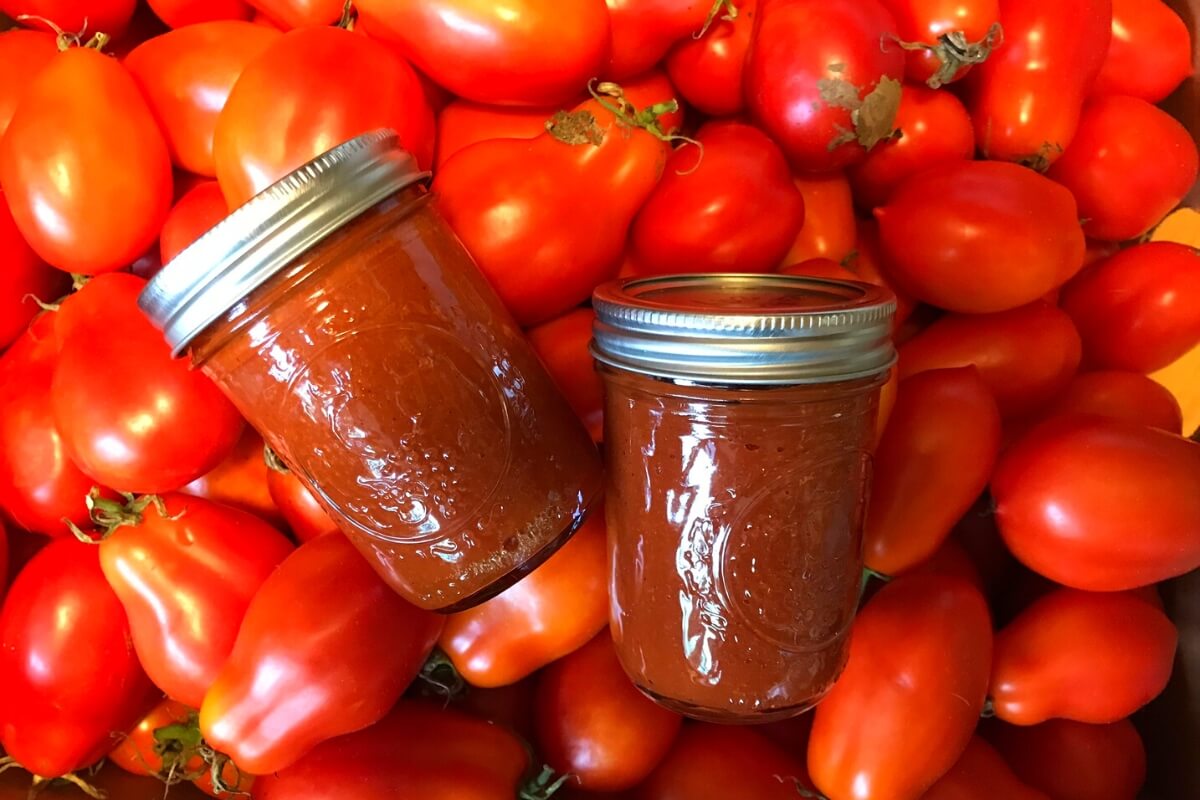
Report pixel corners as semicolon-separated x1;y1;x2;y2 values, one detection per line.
22;292;59;313
519;765;570;800
585;80;705;170
696;0;738;39
413;647;467;702
28;772;107;799
263;444;291;474
890;23;1004;89
336;0;356;30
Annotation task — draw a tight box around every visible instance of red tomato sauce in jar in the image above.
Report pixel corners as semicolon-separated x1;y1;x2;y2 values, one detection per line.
140;131;603;611
592;275;895;722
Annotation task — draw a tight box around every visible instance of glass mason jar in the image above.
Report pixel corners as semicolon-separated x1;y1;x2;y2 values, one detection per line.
139;131;603;612
592;274;896;722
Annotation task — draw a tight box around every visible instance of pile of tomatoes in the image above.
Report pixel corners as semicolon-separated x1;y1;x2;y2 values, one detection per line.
0;0;1199;798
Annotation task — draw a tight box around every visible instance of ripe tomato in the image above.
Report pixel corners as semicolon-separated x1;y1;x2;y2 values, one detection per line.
145;0;251;27
907;538;985;589
747;0;904;173
808;575;992;800
434;76;674;326
125;21;280;177
252;702;531;800
0;191;66;350
200;532;444;775
51;274;244;493
1061;242;1200;374
94;492;293;708
641;724;813;800
1;0;137;38
898;301;1083;418
1042;370;1184;435
780;172;856;266
241;0;341;27
0;538;160;779
923;736;1049;800
184;430;286;538
0;44;172;274
358;0;609;106
864;367;1002;576
876;161;1085;313
847;83;974;210
440;510;607;687
969;0;1111;168
263;449;337;543
435;102;558;170
879;0;1001;86
1048;96;1198;242
988;718;1147;800
630;121;804;275
159;181;228;265
535;632;682;792
779;258;859;281
664;0;754;117
0;30;55;137
990;588;1177;725
528;307;604;443
1091;0;1192;103
214;26;435;207
845;219;918;326
994;416;1200;590
606;0;739;80
451;676;538;742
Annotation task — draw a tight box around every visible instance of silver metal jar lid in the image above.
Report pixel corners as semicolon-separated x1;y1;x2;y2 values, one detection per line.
591;274;897;385
139;129;430;355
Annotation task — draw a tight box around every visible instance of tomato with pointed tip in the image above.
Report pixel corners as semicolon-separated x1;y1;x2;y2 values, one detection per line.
528;308;604;443
159;181;228;265
664;0;755;117
264;449;338;542
0;44;173;274
1092;0;1191;103
358;0;610;106
435;101;558;170
125;21;279;177
780;172;856;267
0;191;67;350
0;30;56;137
922;736;1049;800
988;718;1147;800
641;724;813;800
214;26;435;208
746;0;905;172
0;538;161;779
0;0;138;38
1042;370;1183;435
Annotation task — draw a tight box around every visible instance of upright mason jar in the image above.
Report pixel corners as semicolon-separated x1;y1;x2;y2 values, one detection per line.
592;274;896;722
140;131;603;612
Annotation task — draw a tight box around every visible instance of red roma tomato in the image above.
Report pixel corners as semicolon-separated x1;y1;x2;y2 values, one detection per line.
906;538;984;589
434;77;674;326
242;0;341;27
436;102;558;170
528;307;604;443
0;45;172;274
358;0;609;106
864;367;1001;576
126;21;280;177
0;538;160;779
200;532;444;775
746;0;905;173
214;27;434;208
878;0;1001;86
780;172;856;266
606;0;734;81
846;219;918;326
848;83;974;210
146;0;251;27
0;191;67;350
1048;96;1198;242
252;702;530;800
96;492;293;708
160;181;228;265
0;30;55;137
184;429;287;533
664;0;755;117
1043;370;1183;435
440;511;607;688
990;588;1177;725
264;450;338;543
51;274;244;493
779;258;858;281
809;574;992;800
1;0;137;38
876;161;1086;313
1092;0;1191;103
630;121;804;275
1061;242;1200;373
536;632;682;792
923;736;1049;800
988;718;1147;800
969;0;1111;168
994;416;1200;590
640;724;812;800
898;301;1083;418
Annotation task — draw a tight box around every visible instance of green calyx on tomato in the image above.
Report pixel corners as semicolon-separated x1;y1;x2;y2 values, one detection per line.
699;0;741;37
150;712;249;798
14;15;110;54
892;23;1005;89
586;81;693;148
65;487;181;542
519;765;571;800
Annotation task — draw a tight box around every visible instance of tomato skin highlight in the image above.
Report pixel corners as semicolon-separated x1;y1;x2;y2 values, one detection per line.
808;574;993;800
989;588;1177;725
1091;0;1192;103
994;415;1200;591
664;0;755;117
987;718;1148;800
0;46;173;274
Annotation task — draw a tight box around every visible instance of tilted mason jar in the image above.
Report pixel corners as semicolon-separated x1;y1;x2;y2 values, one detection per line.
140;130;603;612
592;274;896;722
